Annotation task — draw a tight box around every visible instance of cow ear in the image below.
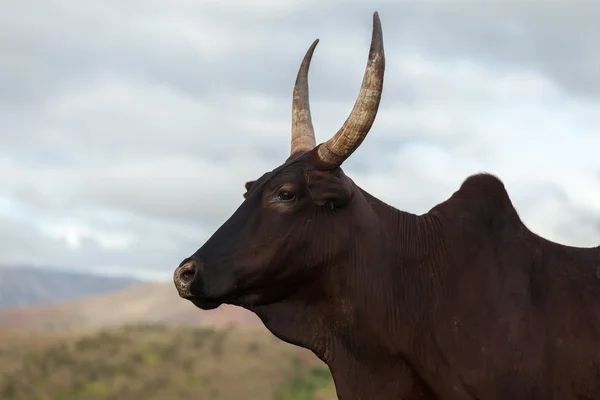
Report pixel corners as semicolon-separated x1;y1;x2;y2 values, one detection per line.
243;180;257;199
304;170;353;208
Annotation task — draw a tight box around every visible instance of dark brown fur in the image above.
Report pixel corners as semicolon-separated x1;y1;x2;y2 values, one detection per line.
175;148;600;399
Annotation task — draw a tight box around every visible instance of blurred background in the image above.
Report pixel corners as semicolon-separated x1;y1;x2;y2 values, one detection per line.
1;0;599;399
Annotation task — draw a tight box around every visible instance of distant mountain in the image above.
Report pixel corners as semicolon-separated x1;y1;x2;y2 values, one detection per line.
0;281;262;331
0;266;142;309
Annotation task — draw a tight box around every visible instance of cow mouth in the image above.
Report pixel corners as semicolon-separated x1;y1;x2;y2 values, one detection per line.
189;297;223;310
184;290;270;311
178;278;293;311
177;290;226;310
182;289;256;310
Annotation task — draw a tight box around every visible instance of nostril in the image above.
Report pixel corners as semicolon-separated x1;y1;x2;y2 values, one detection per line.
178;262;196;284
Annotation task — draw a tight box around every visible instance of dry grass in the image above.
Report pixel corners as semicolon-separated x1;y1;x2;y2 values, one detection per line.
0;324;336;400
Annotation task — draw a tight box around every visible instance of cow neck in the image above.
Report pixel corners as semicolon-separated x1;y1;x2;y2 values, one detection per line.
361;186;444;278
321;195;445;399
253;189;444;370
323;189;446;395
364;189;445;340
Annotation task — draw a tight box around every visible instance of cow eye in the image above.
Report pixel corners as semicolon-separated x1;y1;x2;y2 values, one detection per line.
277;190;296;201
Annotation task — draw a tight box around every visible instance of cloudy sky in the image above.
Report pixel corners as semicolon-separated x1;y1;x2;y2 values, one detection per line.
1;0;599;281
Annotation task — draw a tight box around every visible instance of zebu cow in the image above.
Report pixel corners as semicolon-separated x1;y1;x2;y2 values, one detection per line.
173;12;600;400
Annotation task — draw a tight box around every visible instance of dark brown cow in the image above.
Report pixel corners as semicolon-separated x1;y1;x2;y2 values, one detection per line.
173;12;600;400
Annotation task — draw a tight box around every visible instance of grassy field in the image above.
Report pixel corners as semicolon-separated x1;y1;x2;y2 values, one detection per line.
0;324;337;400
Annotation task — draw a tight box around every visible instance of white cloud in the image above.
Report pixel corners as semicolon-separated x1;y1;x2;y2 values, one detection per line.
39;222;136;250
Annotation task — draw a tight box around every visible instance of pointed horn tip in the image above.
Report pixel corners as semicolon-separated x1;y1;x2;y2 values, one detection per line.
370;11;384;55
295;38;320;82
373;11;381;26
309;38;319;52
303;39;319;60
372;11;382;33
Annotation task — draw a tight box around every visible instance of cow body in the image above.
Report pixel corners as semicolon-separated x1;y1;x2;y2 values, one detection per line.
173;12;600;400
246;172;600;399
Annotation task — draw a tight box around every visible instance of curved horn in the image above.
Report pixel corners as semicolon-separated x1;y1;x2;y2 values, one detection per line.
290;39;320;156
317;12;385;167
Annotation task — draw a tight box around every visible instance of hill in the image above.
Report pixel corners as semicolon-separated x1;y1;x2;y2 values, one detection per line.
0;281;262;331
0;266;141;308
0;324;337;400
0;276;334;399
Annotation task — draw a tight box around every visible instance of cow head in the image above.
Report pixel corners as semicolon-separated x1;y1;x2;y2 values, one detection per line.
173;12;385;312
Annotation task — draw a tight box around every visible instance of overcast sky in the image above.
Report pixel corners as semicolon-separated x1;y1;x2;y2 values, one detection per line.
1;0;599;281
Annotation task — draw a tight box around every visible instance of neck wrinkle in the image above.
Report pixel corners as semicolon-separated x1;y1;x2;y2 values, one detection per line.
395;207;445;286
361;187;444;271
355;188;446;350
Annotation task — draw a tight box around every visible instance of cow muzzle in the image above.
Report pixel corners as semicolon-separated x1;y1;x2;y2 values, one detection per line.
173;259;197;299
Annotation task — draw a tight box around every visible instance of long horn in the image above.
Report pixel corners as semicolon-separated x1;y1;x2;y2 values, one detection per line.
290;39;320;156
317;12;385;167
